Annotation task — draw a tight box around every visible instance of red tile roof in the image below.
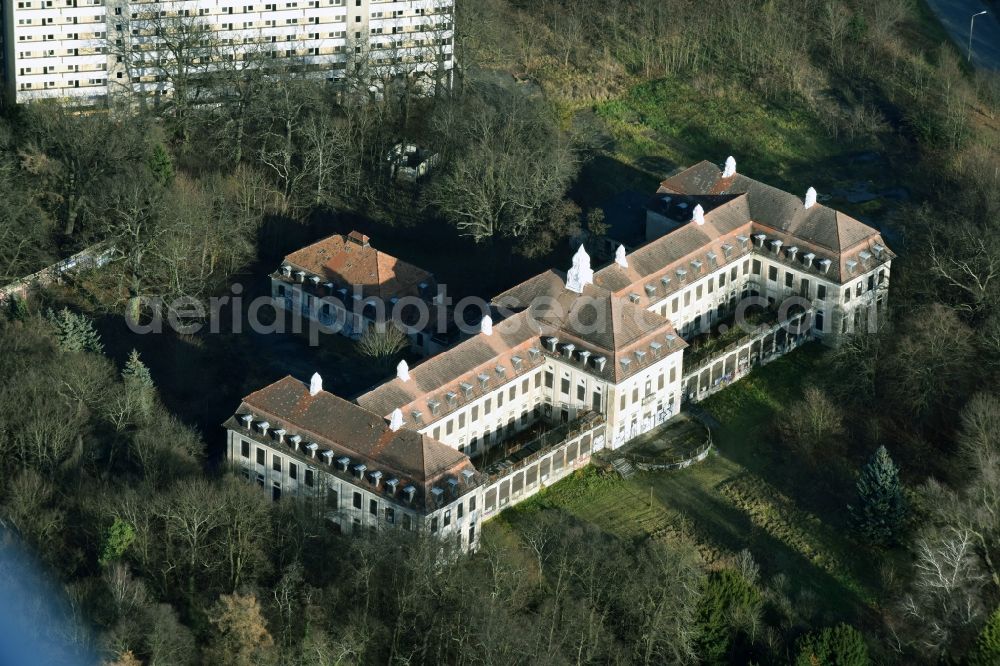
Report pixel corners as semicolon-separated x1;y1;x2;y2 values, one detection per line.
281;233;433;300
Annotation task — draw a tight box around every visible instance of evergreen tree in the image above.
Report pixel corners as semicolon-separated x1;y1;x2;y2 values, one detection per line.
122;349;154;389
148;143;174;187
794;624;870;666
968;607;1000;666
849;446;907;545
47;307;103;354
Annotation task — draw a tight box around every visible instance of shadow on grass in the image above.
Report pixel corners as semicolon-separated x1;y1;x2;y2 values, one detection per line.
647;466;870;625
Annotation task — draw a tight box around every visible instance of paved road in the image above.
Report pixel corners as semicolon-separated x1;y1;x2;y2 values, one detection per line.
923;0;1000;70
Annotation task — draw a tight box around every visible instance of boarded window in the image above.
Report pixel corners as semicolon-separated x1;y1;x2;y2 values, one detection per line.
485;488;497;512
581;434;592;455
511;472;524;495
540;458;551;479
566;441;578;463
526;464;538;486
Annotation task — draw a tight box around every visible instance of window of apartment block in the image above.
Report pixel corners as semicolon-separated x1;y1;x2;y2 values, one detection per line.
385;507;394;524
433;426;440;439
708;278;714;293
353;491;362;509
878;270;886;284
497;392;503;408
856;281;863;297
658;374;664;390
632;386;639;402
403;514;412;530
289;463;297;480
241;440;250;458
469;495;477;511
815;311;825;332
684;291;691;307
457;502;464;518
768;266;777;281
784;272;793;288
592;390;602;411
669;366;676;382
719;272;727;287
305;469;314;487
544;371;553;388
272;455;281;472
752;259;761;275
509;386;516;401
534;373;542;388
619;394;626;410
326;488;338;508
369;499;377;515
800;279;810;298
471;405;479;421
444;509;451;527
671;298;679;313
844;289;851;303
522;379;529;394
696;285;702;299
431;517;439;533
577;383;585;401
446;420;453;435
458;413;465;428
817;284;827;300
561;377;570;394
256;448;265;465
485;398;492;414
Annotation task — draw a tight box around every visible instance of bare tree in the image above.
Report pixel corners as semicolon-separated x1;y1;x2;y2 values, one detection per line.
356;324;408;370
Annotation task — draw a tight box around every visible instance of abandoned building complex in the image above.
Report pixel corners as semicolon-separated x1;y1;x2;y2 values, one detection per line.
227;157;894;550
1;0;454;106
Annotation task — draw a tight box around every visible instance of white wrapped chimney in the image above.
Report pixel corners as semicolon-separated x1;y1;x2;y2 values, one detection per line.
615;245;628;269
722;156;736;178
389;408;403;432
309;372;323;396
693;204;705;226
804;187;817;209
480;315;493;336
397;359;410;382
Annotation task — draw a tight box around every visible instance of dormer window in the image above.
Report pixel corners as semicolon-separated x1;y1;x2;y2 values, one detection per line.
256;420;270;435
305;442;318;457
431;487;444;500
578;349;592;364
707;251;718;266
787;246;799;261
770;239;783;252
873;243;885;257
629;293;641;304
620;358;632;371
527;348;541;361
494;365;506;379
676;267;687;279
650;341;662;357
337;455;350;470
858;250;872;262
846;259;858;274
368;470;383;486
690;259;703;271
460;382;473;399
737;235;750;248
403;485;416;502
477;373;490;389
461;469;475;483
386;478;400;494
635;350;646;363
511;356;524;371
445;391;458;407
754;233;767;247
428;399;441;416
594;356;607;371
239;413;253;428
273;428;286;443
803;252;816;268
352;463;367;478
288;434;302;449
666;333;677;344
660;275;671;287
280;265;292;277
818;259;832;274
411;410;423;424
721;243;733;257
560;343;575;356
645;284;656;297
321;450;334;464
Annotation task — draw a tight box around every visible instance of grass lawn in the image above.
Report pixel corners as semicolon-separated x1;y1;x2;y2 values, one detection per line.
500;344;887;628
576;74;912;227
